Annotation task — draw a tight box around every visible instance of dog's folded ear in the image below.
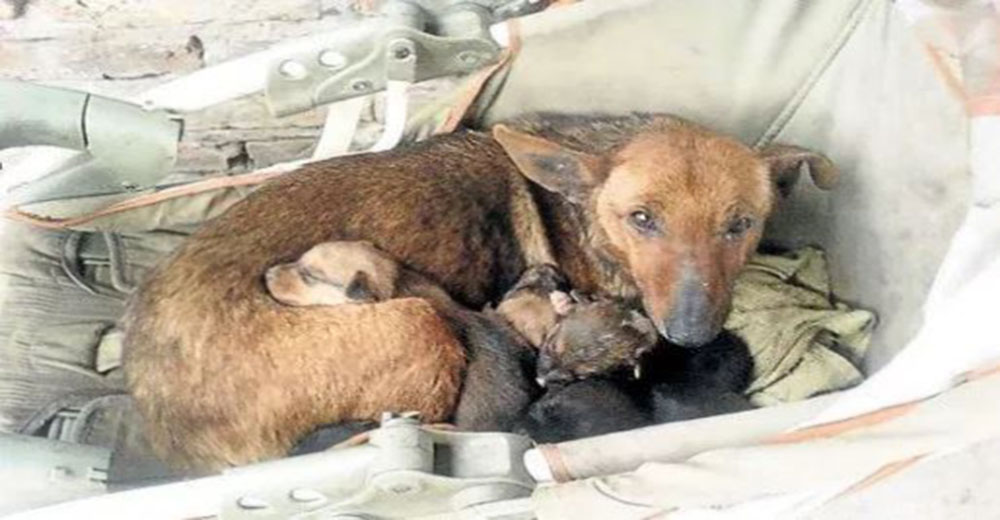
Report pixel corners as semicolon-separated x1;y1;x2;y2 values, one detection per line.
492;124;606;204
345;271;379;302
758;144;839;198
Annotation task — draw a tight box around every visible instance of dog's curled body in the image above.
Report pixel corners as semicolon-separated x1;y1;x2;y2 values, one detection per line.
124;115;836;472
125;135;530;472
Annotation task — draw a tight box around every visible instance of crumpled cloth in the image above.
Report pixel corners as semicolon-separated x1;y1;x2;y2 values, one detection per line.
725;247;876;406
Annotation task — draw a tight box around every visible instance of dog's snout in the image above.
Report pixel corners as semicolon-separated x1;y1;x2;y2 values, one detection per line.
661;266;718;348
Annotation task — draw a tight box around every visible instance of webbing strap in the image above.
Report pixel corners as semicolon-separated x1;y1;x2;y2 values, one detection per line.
4;165;294;230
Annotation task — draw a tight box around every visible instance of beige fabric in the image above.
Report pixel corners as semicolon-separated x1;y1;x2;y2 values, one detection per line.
727;248;874;406
532;393;841;483
532;366;1000;519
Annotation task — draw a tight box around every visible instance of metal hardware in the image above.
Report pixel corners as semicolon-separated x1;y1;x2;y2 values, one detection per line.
0;80;181;206
264;1;502;117
221;413;535;520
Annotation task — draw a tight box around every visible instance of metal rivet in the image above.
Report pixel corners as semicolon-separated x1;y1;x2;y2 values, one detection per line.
392;46;412;61
278;60;308;80
49;466;74;480
458;51;480;66
237;496;270;510
350;79;372;92
318;50;347;70
289;488;326;503
389;483;416;495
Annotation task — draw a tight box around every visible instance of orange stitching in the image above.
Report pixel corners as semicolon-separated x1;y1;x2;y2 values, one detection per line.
3;168;290;230
765;401;921;445
538;443;574;483
833;454;926;499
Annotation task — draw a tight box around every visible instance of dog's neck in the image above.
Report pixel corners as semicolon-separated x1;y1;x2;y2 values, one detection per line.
530;186;639;303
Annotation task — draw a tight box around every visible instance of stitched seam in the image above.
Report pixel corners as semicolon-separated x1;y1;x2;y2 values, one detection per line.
754;0;876;149
103;232;134;294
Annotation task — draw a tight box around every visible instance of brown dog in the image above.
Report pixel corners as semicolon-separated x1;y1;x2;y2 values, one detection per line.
124;114;836;472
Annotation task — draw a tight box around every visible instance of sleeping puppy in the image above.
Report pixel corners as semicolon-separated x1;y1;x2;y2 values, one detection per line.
265;240;409;306
266;241;543;446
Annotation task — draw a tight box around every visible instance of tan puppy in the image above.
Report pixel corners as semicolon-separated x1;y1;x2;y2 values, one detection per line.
266;242;567;348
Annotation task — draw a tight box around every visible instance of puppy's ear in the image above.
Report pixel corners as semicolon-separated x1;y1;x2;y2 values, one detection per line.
626;310;659;342
345;271;380;302
493;124;605;204
758;144;839;198
549;291;575;316
568;290;592;303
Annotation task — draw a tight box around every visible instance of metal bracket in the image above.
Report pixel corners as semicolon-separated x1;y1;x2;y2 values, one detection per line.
264;1;501;117
220;413;535;520
0;80;181;206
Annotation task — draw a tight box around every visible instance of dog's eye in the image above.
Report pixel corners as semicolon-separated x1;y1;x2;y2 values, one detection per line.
628;209;658;234
724;216;755;239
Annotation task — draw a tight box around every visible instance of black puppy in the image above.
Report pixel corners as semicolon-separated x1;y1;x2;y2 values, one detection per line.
516;332;754;444
643;332;755;423
513;376;650;443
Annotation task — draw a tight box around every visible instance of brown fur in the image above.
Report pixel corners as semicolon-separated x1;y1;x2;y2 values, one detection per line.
123;114;836;472
126;297;465;473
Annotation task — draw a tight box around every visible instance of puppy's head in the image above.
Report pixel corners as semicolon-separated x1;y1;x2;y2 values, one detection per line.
265;241;401;307
495;264;569;347
537;291;658;386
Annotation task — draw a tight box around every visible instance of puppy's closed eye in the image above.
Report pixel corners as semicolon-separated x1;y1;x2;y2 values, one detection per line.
297;266;325;286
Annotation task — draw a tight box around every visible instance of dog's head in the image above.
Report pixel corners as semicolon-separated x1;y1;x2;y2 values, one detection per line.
495;114;837;347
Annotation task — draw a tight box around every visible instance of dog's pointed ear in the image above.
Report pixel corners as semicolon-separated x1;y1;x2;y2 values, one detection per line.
758;144;839;198
345;271;380;302
493;124;605;204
